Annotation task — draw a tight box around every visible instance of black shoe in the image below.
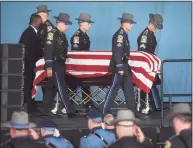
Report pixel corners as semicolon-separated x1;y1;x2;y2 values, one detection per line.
67;112;77;118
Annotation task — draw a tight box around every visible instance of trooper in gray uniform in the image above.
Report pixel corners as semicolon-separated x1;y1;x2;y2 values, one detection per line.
79;108;116;148
164;103;192;148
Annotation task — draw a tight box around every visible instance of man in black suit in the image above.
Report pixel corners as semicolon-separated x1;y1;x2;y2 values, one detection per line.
19;13;42;114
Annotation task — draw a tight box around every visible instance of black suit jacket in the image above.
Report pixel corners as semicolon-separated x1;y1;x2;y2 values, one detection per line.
19;26;42;66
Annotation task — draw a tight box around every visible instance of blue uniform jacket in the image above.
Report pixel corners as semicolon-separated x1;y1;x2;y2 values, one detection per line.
79;126;116;148
43;134;74;148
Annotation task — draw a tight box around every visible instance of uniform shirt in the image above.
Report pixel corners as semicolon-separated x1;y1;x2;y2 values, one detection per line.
43;134;74;148
109;27;131;76
79;126;116;148
108;136;153;148
137;27;157;54
164;128;192;148
1;136;48;148
44;27;68;69
37;20;55;49
70;28;90;51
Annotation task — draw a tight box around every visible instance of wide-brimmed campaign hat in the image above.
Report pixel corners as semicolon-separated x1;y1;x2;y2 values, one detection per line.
166;103;192;120
1;111;36;129
111;110;140;125
118;13;136;24
75;13;95;23
149;13;163;29
36;5;51;13
54;13;72;25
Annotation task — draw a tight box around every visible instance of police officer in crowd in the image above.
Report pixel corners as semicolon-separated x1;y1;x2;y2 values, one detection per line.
36;5;54;51
38;119;74;148
40;13;76;118
108;110;154;148
70;13;95;112
1;111;48;148
103;13;146;119
19;13;42;114
164;103;192;148
79;108;116;147
137;13;164;112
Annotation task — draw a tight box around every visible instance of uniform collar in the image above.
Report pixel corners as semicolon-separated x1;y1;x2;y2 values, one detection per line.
120;27;128;36
30;25;38;34
79;28;87;35
90;126;103;132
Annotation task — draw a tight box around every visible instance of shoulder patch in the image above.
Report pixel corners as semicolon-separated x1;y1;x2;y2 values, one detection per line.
164;140;171;148
141;35;147;43
117;35;123;43
47;26;53;32
73;36;79;44
140;44;146;49
47;32;54;40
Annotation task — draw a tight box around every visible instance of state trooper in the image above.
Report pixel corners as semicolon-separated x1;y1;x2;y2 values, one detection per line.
40;13;76;118
164;103;192;148
39;119;74;148
36;5;66;115
0;111;48;148
70;13;96;112
36;5;54;52
108;110;154;148
79;108;116;148
137;13;164;113
103;13;146;119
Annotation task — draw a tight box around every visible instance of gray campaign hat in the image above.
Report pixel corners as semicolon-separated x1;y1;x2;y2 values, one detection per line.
111;110;140;125
36;5;51;13
166;103;192;120
118;13;136;24
75;13;95;23
1;111;36;129
149;13;163;29
54;13;72;25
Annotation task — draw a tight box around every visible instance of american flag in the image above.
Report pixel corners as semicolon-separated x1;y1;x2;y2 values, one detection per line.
32;51;161;98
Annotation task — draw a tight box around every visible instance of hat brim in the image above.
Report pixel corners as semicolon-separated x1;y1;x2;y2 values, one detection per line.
166;112;192;121
54;16;72;25
36;10;51;14
110;118;141;125
117;18;136;24
1;121;36;129
149;13;163;30
75;18;95;23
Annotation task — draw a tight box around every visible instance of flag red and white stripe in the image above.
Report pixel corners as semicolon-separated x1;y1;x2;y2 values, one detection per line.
32;51;161;98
